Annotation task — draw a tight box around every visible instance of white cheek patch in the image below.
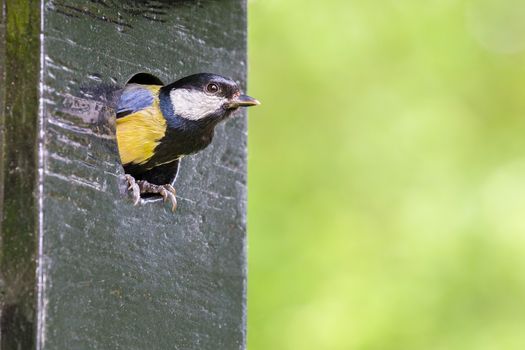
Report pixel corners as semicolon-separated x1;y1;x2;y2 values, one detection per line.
170;89;226;120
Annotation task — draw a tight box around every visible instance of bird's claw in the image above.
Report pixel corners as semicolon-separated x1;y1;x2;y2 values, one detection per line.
159;186;177;212
136;180;178;212
124;174;141;205
123;175;177;211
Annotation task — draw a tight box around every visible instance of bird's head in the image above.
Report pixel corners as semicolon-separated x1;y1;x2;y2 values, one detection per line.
160;73;259;124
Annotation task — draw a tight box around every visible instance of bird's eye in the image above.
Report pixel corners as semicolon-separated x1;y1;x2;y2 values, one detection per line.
206;83;219;94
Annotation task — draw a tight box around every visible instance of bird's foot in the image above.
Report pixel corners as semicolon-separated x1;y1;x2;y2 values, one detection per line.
124;175;177;211
137;180;178;212
124;174;141;206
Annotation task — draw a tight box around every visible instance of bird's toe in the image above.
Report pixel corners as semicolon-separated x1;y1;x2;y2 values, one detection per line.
166;190;177;212
125;174;141;205
135;180;178;212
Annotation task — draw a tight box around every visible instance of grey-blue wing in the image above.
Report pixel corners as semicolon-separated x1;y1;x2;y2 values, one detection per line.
116;84;158;118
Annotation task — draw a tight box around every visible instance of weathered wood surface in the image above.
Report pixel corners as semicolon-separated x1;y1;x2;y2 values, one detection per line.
0;1;41;349
0;1;248;349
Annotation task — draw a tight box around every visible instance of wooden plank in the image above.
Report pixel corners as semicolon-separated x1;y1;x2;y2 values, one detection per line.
1;1;248;348
0;1;40;349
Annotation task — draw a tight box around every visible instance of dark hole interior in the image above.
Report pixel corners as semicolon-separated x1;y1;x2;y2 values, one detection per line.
120;73;166;203
127;72;164;85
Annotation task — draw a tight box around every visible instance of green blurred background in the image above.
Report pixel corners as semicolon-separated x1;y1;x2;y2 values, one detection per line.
247;0;525;349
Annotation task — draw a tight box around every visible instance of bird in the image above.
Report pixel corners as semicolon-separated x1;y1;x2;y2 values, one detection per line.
116;73;260;211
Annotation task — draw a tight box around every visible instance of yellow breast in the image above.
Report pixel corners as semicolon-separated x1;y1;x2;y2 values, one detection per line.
116;86;167;166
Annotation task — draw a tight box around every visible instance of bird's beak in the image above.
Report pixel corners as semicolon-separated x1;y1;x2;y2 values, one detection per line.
228;95;260;109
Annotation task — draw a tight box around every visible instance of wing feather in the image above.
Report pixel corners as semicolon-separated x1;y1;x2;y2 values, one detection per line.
116;84;161;118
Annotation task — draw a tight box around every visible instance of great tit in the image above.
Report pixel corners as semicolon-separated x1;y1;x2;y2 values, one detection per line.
116;73;259;211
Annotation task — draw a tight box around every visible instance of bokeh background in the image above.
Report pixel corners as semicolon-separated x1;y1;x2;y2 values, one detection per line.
247;0;525;349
